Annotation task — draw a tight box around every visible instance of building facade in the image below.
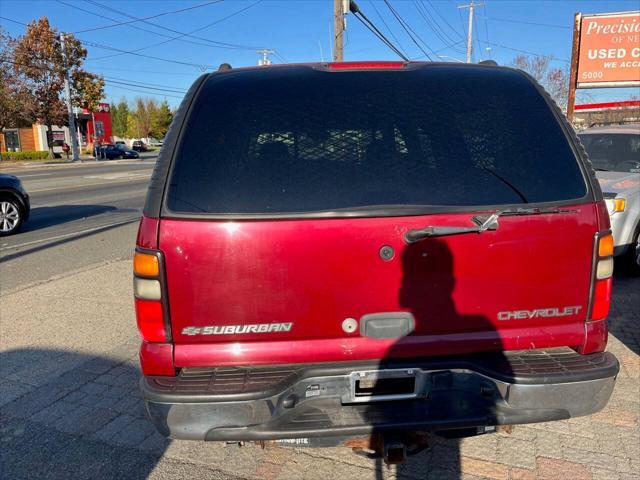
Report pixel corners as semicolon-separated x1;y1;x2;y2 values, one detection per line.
1;102;113;154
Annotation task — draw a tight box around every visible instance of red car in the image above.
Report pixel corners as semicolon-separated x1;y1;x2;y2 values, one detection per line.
134;62;618;461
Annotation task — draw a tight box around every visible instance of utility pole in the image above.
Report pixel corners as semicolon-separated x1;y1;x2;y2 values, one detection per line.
60;33;80;162
257;49;274;66
333;0;346;62
458;1;483;63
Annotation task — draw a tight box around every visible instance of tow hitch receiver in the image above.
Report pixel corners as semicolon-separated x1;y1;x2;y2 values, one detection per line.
346;432;430;464
383;435;408;464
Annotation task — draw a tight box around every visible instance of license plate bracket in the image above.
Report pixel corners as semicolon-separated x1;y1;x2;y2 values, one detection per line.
348;369;418;403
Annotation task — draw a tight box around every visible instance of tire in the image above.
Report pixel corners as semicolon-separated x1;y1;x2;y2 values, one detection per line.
624;231;640;276
0;196;24;236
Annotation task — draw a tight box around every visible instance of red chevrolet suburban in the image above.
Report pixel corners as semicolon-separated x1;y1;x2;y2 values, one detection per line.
134;62;618;458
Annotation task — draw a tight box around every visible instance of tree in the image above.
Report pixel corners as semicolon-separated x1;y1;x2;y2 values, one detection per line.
150;99;173;139
12;17;102;158
131;97;157;140
511;55;570;111
71;70;105;113
123;97;173;141
0;28;32;157
110;98;129;139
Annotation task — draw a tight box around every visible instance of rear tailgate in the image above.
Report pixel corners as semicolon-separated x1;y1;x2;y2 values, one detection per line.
154;64;599;367
161;206;596;366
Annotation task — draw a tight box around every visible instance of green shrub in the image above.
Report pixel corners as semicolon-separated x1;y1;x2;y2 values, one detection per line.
1;150;51;161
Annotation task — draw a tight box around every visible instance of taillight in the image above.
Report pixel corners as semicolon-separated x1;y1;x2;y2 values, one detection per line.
580;231;614;354
590;232;613;321
133;249;170;343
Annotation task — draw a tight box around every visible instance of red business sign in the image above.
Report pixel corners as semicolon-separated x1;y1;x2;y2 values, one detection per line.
577;11;640;87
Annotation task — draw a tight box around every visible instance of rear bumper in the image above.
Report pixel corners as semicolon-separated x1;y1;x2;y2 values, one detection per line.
142;349;619;441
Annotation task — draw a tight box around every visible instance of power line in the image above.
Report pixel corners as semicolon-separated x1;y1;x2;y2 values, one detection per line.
72;1;222;34
383;0;435;60
367;0;409;59
413;1;451;46
477;40;570;63
272;51;289;64
457;7;467;39
84;0;263;50
55;0;259;51
85;0;264;62
1;58;190;98
480;16;571;30
102;76;188;93
349;2;409;61
420;5;467;55
92;67;200;76
0;16;214;73
411;39;466;60
54;0;226;50
105;79;186;94
425;0;464;40
352;15;406;60
80;39;213;69
1;58;190;91
413;0;461;49
0;16;28;27
105;83;184;99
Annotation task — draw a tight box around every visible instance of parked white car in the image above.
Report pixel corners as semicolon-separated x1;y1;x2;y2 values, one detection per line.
579;125;640;273
147;137;164;148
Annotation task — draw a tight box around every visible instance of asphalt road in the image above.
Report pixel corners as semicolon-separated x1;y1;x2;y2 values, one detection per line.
1;156;155;291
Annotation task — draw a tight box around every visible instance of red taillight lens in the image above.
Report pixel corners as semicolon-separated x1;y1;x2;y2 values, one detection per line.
327;61;406;69
591;277;612;321
580;232;614;354
133;248;171;344
135;299;167;342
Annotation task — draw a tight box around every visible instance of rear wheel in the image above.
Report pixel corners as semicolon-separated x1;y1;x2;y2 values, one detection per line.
0;196;24;236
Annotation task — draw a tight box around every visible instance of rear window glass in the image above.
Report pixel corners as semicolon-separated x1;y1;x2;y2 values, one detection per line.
167;66;586;215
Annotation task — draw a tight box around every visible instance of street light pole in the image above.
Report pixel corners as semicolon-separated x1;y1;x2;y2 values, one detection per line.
60;33;80;162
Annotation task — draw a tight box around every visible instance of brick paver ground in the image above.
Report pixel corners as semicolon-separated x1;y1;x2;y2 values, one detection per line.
0;260;638;479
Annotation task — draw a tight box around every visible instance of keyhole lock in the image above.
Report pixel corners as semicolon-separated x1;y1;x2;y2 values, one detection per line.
379;245;395;261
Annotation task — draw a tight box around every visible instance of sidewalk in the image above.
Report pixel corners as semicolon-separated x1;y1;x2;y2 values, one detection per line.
0;153;157;170
1;259;638;479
